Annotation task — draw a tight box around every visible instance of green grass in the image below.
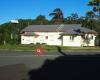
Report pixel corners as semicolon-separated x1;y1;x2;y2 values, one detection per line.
0;44;100;51
0;44;35;51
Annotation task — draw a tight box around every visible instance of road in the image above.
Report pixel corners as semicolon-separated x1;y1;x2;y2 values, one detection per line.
0;51;100;80
0;50;100;56
0;51;100;69
0;51;59;69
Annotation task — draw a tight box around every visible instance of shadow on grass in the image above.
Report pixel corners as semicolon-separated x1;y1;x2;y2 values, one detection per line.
28;46;100;80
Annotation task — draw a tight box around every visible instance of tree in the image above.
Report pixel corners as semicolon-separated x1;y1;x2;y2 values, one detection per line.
0;18;51;45
65;13;79;24
88;0;100;19
49;8;64;24
88;0;100;46
86;11;95;30
86;11;95;19
0;21;21;45
35;15;49;24
71;13;78;20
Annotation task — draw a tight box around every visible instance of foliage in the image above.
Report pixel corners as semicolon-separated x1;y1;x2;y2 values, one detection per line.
88;0;100;19
35;15;49;24
86;11;95;18
49;8;64;24
64;13;79;24
82;34;91;46
87;0;100;45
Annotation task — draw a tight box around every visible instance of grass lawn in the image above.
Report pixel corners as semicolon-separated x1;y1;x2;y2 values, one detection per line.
0;44;100;52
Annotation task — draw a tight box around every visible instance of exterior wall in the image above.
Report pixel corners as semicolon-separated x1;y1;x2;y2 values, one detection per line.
62;36;82;47
34;32;62;45
21;32;96;47
62;34;96;47
21;36;34;44
82;34;96;46
21;32;62;45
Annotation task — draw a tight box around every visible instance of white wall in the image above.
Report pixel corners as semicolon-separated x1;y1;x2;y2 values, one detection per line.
21;32;96;47
82;34;96;46
62;34;96;47
62;36;82;47
34;32;62;45
21;32;62;45
21;36;34;44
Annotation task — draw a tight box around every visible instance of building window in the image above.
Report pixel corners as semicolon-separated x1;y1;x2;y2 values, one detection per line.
45;36;48;39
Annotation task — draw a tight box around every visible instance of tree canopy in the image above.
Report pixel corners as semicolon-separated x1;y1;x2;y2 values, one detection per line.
49;8;64;24
88;0;100;19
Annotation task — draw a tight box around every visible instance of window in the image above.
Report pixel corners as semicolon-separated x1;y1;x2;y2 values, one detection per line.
45;36;48;39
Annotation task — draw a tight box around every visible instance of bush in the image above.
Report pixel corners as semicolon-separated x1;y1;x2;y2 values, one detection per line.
36;43;41;45
41;43;46;45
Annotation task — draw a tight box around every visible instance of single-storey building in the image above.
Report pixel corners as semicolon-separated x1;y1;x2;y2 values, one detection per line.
21;24;96;47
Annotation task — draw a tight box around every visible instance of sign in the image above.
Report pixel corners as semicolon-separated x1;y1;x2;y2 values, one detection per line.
35;46;44;56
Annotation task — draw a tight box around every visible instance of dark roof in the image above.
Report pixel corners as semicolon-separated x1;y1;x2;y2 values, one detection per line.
21;24;96;34
21;25;60;32
60;30;82;35
21;24;81;32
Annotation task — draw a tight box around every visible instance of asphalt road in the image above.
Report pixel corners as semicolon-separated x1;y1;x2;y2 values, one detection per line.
0;50;100;56
0;51;59;69
0;51;100;80
0;51;100;69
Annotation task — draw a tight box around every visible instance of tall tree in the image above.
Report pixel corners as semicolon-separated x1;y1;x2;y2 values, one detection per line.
86;11;95;19
49;8;64;24
88;0;100;19
35;15;49;24
71;13;78;20
65;13;79;24
88;0;100;45
86;11;95;30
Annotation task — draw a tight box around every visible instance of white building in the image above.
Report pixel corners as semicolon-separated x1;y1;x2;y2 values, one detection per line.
21;24;96;47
